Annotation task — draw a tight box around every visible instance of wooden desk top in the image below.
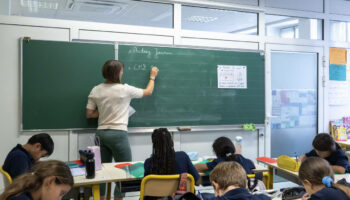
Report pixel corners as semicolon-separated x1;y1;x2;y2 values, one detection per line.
257;160;349;182
74;160;267;186
337;140;350;147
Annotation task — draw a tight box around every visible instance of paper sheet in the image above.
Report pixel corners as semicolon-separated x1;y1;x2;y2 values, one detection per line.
330;48;347;65
70;168;85;177
217;65;247;89
129;106;136;117
328;81;350;105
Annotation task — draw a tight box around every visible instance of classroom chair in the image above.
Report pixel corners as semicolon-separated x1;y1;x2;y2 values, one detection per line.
0;165;12;186
140;174;195;200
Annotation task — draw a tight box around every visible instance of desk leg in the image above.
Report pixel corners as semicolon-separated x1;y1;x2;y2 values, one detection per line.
267;166;273;189
107;183;112;200
92;184;100;200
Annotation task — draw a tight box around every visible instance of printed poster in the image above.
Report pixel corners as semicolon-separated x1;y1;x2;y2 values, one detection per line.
217;65;247;89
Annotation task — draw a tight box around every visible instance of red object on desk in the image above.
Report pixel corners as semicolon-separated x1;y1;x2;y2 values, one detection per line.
115;163;132;168
256;157;277;163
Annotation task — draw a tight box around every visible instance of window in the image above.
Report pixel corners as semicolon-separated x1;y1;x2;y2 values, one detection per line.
266;14;322;40
182;6;258;35
330;20;350;42
10;0;173;28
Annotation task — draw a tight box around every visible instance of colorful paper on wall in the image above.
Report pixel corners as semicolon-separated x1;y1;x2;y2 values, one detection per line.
330;48;347;65
329;64;347;81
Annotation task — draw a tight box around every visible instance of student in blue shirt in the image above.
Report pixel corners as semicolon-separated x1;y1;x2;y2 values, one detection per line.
209;162;269;200
299;157;350;200
0;160;73;200
3;133;54;179
144;128;200;185
299;133;349;174
194;136;255;175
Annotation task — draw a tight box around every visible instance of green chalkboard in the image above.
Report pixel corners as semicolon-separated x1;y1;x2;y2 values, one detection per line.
119;45;265;127
22;40;115;130
22;41;264;130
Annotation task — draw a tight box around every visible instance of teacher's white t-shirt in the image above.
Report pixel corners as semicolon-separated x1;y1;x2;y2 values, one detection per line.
86;83;143;131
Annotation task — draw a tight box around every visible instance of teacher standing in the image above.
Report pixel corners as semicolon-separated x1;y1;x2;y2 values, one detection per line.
86;60;159;200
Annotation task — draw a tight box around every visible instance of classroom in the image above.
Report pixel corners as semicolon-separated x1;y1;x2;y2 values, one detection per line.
1;0;350;199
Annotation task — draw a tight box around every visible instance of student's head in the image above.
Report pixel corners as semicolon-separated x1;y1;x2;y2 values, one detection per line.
212;137;236;161
26;133;54;161
0;160;73;200
102;60;124;83
312;133;336;158
210;162;246;196
149;128;176;175
299;157;334;194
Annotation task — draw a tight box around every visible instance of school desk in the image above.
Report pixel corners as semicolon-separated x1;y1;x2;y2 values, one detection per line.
257;159;349;189
73;162;267;200
337;140;350;148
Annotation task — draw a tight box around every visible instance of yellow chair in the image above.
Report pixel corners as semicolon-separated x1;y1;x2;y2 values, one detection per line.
140;174;195;200
0;165;12;186
247;172;270;189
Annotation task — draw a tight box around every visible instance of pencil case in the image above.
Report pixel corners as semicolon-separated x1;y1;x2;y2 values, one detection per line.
277;155;300;172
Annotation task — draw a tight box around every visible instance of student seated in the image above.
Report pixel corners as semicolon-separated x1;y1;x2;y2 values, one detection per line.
195;136;255;174
299;157;350;200
209;162;269;200
144;128;200;185
3;133;54;179
0;160;74;200
299;133;348;174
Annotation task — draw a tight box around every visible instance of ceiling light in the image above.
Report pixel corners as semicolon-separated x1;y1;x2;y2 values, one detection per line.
186;16;218;23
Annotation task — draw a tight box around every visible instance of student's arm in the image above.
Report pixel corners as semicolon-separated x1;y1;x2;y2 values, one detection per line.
143;67;159;97
299;155;306;162
184;153;200;186
86;109;99;118
195;163;209;173
331;165;346;174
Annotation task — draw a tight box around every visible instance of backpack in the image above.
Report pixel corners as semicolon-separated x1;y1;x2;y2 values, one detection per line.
247;172;266;192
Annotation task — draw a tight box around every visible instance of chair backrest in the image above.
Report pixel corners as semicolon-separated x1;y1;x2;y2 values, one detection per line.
0;165;12;186
140;174;195;200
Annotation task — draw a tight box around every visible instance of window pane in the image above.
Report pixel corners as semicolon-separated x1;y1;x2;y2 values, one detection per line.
10;0;173;28
330;20;350;42
182;6;258;35
266;14;322;40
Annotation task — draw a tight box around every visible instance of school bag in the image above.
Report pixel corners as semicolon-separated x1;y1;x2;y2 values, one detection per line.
247;172;266;192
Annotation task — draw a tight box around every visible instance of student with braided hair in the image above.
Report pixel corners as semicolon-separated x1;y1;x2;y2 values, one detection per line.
144;128;200;185
0;160;73;200
195;136;255;174
299;157;350;200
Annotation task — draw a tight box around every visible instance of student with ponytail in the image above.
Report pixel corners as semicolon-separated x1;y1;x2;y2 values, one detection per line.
299;157;350;200
143;128;200;185
195;136;255;174
0;160;73;200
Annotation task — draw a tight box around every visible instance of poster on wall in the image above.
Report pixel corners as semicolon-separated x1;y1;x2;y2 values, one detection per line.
271;89;317;129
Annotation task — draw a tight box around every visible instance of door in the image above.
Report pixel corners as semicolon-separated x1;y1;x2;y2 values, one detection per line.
266;44;324;157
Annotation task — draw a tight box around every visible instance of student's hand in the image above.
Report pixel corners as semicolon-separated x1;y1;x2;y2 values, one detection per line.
301;193;310;200
299;155;306;163
150;66;159;79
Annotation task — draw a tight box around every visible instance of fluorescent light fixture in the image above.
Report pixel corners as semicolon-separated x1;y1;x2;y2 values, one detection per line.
20;0;59;11
186;16;218;23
